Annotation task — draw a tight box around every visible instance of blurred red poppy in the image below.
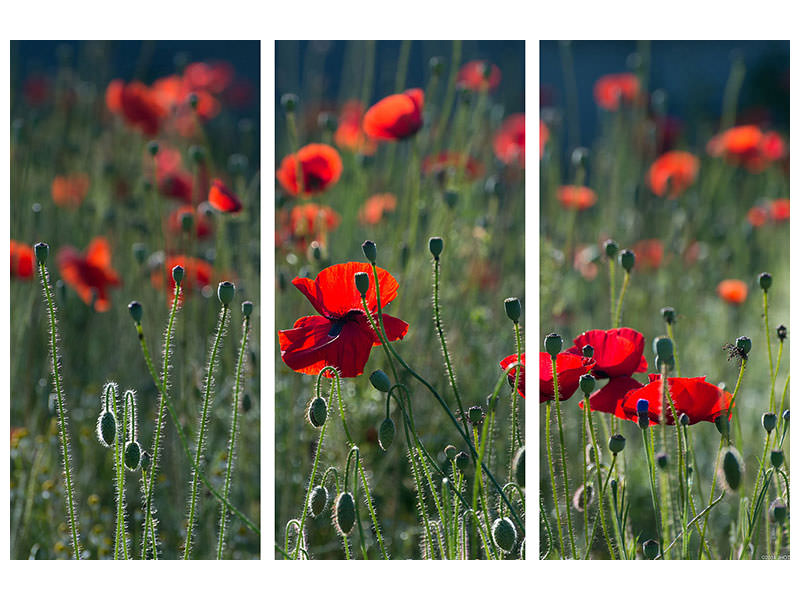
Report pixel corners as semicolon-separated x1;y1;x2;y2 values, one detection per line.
539;352;595;403
500;353;525;398
578;376;644;419
334;100;377;155
540;121;549;158
717;279;748;304
647;151;699;198
620;375;734;425
279;262;409;377
421;152;483;181
566;328;648;379
363;89;424;141
152;255;213;304
558;185;596;211
276;143;343;196
118;81;165;136
208;179;242;213
58;237;121;312
494;113;525;167
51;174;90;209
359;193;397;225
770;199;790;221
166;205;213;239
594;73;640;111
277;203;341;252
10;240;35;279
747;205;769;228
632;239;664;270
707;125;786;172
457;60;501;92
183;61;234;95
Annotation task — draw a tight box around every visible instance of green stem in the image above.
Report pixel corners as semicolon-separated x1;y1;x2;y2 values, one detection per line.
764;290;775;412
551;357;577;559
614;271;630;328
608;260;616;327
666;322;681;377
545;401;565;558
642;427;663;556
585;393;616;559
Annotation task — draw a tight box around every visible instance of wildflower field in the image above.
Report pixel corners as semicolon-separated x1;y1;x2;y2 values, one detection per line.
275;40;526;559
540;41;790;560
10;40;261;559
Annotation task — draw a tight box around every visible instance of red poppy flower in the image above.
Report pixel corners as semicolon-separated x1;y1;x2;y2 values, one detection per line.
456;60;501;92
540;352;596;403
620;375;734;426
647;151;699;198
51;174;90;209
421;152;484;181
166;205;213;239
105;79;124;113
276;143;343;197
707;125;786;172
594;73;640;111
10;240;35;279
578;376;644;419
566;328;648;379
183;61;234;95
359;193;397;225
57;237;121;312
362;89;424;141
540;120;549;159
558;185;597;211
573;245;599;281
118;81;165;136
208;179;242;213
500;353;525;398
770;199;790;222
278;262;410;378
493;113;525;167
717;279;748;304
151;255;213;304
150;145;196;204
632;239;664;270
747;205;769;228
334;100;377;155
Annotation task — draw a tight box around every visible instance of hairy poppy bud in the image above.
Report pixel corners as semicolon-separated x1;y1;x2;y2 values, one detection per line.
608;433;626;455
619;249;635;272
444;445;458;460
455;451;470;472
354;271;370;296
309;486;328;517
721;447;744;491
513;446;525;487
429;56;445;76
133;242;147;265
604;239;619;259
34;242;49;265
759;272;772;291
504;297;521;323
762;412;778;433
582;344;594;358
242;301;253;318
172;265;185;285
736;336;752;356
585;444;598;464
128;301;143;324
468;406;484;425
654;337;674;362
334;492;356;536
428;236;444;259
146;140;159;156
661;306;676;324
579;374;595;396
97;411;116;447
281;93;298;113
124;441;142;471
777;325;787;341
140;450;151;472
643;539;659;560
656;452;669;470
378;418;395;451
679;413;690;426
369;369;392;393
307;397;327;428
361;240;377;264
544;333;562;359
770;499;787;523
770;449;784;469
491;517;517;553
218;281;235;305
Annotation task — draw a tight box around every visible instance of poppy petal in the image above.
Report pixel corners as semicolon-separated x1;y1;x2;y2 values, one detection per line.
208;179;242;213
375;314;409;345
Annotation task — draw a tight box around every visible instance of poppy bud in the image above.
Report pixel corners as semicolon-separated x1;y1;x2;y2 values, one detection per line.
140;450;151;472
544;333;562;359
643;539;659;560
444;445;458;460
444;189;459;208
770;499;787;523
721;447;744;491
654;337;674;362
133;242;147;265
504;297;521;323
608;433;626;454
580;374;595;396
334;492;356;536
610;478;618;499
128;301;143;324
378;418;395;451
172;265;185;285
513;446;525;487
656;452;669;470
428;236;444;259
777;325;787;341
468;406;484;425
361;240;377;264
735;336;752;355
354;271;370;296
280;93;298;113
604;239;619;259
679;413;690;426
187;92;199;110
759;272;772;291
619;249;635;272
570;146;590;170
317;111;337;132
762;412;778;433
97;411;116;447
307;397;327;428
146;140;159;156
491;517;517;553
661;306;676;324
218;281;235;305
582;344;594;358
770;449;784;469
34;242;49;265
309;485;328;517
369;369;392;393
124;441;142;471
455;451;470;472
189;145;205;164
429;56;445;77
242;301;253;317
715;415;730;438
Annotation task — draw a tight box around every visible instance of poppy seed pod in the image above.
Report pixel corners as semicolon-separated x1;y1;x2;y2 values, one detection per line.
643;539;659;560
620;249;635;272
354;271;370;296
428;236;444;259
491;517;517;553
378;418;395;451
585;444;598;464
580;374;596;396
762;412;778;433
334;492;356;536
97;411;116;447
455;451;470;472
759;272;772;291
638;415;650;430
309;486;328;517
654;337;674;362
361;240;377;264
124;441;142;471
189;145;205;164
544;333;562;359
679;413;691;427
783;410;790;423
777;325;787;341
369;369;392;393
172;265;185;285
770;449;784;469
661;306;676;324
504;297;521;323
242;301;253;318
604;239;619;259
128;301;143;324
656;452;669;470
34;242;49;265
429;56;445;76
280;93;298;113
721;447;744;491
770;499;787;523
468;406;484;425
608;433;626;455
582;344;594;358
140;450;151;472
735;336;752;355
513;446;525;487
444;189;459;208
307;397;327;428
218;281;235;305
146;140;159;156
444;444;458;460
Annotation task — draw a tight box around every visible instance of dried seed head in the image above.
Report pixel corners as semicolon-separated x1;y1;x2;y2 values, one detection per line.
97;411;116;447
378;418;395;451
124;441;142;471
720;446;744;492
735;336;752;356
369;369;392;393
777;324;787;341
582;344;594;358
513;446;525;487
334;492;356;536
309;486;328;517
307;397;327;428
491;517;517;553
